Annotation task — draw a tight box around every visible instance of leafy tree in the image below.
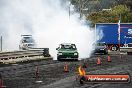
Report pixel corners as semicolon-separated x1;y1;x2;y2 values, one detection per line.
86;5;132;26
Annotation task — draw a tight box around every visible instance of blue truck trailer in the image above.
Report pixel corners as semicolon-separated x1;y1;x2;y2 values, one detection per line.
95;23;132;50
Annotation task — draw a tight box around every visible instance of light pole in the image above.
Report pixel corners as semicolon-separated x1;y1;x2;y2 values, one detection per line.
69;2;71;19
118;20;120;51
0;36;2;51
79;0;82;18
118;14;121;51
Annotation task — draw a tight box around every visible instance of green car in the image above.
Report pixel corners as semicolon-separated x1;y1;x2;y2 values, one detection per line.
56;43;79;60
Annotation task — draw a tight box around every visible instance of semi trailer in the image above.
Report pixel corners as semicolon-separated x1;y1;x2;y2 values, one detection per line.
95;23;132;51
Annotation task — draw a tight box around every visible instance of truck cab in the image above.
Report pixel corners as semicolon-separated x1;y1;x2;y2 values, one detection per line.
56;43;79;60
19;35;35;50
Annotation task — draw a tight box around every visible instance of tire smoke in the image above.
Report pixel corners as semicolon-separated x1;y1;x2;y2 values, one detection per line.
0;0;95;59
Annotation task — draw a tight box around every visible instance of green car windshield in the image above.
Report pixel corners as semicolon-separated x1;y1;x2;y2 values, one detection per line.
60;44;76;50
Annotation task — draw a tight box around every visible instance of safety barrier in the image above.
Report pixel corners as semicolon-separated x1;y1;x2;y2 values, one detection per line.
0;48;51;64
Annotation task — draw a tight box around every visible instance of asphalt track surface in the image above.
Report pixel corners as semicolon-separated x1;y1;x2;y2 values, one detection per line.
0;52;132;88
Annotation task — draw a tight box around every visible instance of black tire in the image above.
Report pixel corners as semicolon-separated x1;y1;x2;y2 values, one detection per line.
104;51;108;55
75;58;78;61
43;54;50;57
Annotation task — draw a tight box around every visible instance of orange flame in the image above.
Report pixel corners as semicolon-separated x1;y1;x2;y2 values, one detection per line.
78;66;86;76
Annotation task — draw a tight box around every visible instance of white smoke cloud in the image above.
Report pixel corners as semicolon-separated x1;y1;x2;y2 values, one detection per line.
0;0;95;59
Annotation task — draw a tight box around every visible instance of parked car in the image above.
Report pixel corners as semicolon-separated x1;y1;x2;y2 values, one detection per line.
93;42;108;54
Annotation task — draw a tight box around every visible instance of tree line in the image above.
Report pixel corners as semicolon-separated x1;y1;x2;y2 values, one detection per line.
70;0;132;26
